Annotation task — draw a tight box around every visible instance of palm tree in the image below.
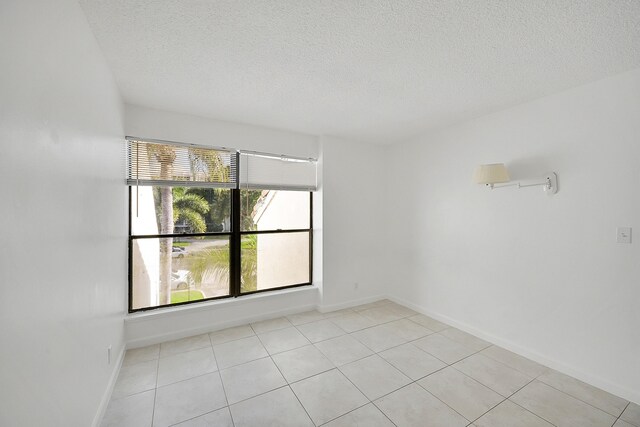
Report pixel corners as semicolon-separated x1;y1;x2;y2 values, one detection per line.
189;234;258;292
172;187;210;233
183;187;232;232
147;145;176;305
147;144;229;304
188;147;229;183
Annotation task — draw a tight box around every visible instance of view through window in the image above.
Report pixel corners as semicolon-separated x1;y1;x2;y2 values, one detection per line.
127;139;314;311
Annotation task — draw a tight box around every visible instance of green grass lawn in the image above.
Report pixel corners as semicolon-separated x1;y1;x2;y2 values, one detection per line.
171;289;205;303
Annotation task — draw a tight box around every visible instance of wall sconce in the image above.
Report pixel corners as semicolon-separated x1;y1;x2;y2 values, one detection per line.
474;163;558;195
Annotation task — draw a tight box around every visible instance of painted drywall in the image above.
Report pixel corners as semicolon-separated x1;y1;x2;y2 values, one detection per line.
0;1;126;426
125;104;319;159
387;68;640;402
320;136;388;310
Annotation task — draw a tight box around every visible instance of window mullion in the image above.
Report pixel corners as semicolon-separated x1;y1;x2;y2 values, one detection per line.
309;191;313;284
230;165;242;297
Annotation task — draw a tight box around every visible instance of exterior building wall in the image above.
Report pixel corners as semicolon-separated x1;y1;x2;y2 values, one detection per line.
255;191;310;289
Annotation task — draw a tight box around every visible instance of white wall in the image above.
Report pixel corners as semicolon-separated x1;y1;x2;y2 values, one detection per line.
320;136;389;310
388;69;640;402
125;104;319;159
0;1;126;426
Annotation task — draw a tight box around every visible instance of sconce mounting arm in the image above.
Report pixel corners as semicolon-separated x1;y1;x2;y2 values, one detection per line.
487;172;558;195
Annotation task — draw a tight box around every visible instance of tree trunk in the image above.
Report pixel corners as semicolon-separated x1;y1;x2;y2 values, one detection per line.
159;165;174;305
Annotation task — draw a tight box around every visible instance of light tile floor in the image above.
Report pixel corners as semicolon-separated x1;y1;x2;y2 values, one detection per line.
103;299;638;427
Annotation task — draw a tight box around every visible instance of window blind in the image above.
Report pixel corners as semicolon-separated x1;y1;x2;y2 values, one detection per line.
126;137;237;188
239;151;317;191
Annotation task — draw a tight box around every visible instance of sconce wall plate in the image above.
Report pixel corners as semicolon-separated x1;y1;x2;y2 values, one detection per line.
543;172;558;195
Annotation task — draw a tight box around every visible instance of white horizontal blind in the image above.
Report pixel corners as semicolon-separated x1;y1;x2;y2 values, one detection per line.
126;137;237;188
239;151;317;191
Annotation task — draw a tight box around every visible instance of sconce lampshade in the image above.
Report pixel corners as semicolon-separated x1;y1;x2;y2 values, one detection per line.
474;163;510;184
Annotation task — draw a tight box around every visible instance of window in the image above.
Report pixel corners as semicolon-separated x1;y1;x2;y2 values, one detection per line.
127;138;315;311
240;189;312;293
129;187;232;310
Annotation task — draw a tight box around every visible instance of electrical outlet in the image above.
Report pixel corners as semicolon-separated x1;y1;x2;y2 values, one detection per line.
107;345;112;364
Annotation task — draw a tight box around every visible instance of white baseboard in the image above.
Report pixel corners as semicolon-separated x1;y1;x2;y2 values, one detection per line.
317;294;386;313
127;302;317;349
126;286;319;349
128;294;387;348
92;345;126;427
387;294;640;405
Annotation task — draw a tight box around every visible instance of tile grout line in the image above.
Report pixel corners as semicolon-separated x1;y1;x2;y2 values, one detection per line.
418;384;475;425
251;330;315;424
370;401;400;427
323;317;441;354
513;367;578;426
333;327;486;425
154;348;460;427
275;307;415;425
150;341;435;418
226;383;290;409
610;402;631;427
109;305;440;425
507;395;561;427
126;303;406;359
266;348;317;426
318;401;380;426
115;302;629;427
154;357;246;389
311;346;374;372
119;307;463;424
425;337;610;425
435;346;561;427
471;376;559;427
214;368;231;409
403;342;493;424
150;357;159;426
305;352;405;427
534;377;629;419
336;354;408;400
325;364;394;427
209;328;255;347
157;370;232;426
219;321;273;413
326;309;431;334
165;406;234;427
384;339;508;425
478;346;547;377
188;307;442;424
381;310;630;423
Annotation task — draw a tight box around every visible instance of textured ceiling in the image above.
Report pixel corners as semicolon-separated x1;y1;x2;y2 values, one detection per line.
79;0;640;144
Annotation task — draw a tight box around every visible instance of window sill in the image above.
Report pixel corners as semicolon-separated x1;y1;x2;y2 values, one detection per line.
125;285;318;324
